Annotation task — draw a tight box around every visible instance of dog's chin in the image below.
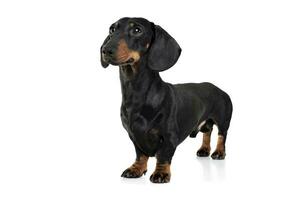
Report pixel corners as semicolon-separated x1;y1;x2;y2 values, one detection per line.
110;58;135;67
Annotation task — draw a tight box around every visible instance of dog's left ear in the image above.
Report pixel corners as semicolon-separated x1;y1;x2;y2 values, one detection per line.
100;36;110;68
148;24;181;71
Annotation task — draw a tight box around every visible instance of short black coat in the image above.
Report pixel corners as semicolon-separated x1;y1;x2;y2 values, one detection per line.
101;17;233;164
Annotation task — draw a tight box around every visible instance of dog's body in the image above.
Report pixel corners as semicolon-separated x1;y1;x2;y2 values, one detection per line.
101;17;232;183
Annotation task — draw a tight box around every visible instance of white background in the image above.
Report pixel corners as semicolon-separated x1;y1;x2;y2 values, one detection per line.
0;0;301;199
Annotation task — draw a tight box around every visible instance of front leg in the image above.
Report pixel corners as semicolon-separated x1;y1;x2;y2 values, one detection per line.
150;141;176;183
121;144;149;178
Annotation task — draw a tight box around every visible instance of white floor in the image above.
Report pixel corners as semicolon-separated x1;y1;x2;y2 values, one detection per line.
1;116;300;199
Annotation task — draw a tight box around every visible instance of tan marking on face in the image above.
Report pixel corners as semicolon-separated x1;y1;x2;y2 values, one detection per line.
116;39;140;64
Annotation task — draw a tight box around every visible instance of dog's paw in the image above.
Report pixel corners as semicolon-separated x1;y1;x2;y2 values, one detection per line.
196;147;210;157
211;150;226;160
121;167;147;178
150;171;171;183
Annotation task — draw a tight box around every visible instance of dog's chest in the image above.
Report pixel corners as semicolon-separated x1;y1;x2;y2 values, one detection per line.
121;105;162;156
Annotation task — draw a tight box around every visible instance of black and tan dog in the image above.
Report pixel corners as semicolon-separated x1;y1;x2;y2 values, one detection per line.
100;17;233;183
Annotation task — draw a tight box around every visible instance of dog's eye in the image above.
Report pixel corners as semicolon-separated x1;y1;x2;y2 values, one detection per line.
109;27;115;34
130;27;143;36
134;27;142;34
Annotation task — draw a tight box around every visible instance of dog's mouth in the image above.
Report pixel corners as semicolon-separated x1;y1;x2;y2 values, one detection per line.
119;58;135;66
103;54;135;66
107;57;135;66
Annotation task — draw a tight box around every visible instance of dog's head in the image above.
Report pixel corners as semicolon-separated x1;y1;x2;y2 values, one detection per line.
100;17;181;72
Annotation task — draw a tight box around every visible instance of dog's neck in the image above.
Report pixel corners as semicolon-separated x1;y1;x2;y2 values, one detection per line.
119;60;165;108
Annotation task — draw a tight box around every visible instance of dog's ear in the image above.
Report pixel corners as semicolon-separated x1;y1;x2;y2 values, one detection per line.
148;24;181;71
100;36;110;68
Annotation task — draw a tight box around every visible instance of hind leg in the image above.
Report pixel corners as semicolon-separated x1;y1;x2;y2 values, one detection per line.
211;126;228;160
196;119;214;157
211;93;232;160
211;113;231;159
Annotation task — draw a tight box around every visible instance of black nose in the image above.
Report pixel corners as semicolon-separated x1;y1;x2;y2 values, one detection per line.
102;47;114;57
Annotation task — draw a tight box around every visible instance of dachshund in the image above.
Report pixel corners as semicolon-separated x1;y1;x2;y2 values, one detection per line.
100;17;233;183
